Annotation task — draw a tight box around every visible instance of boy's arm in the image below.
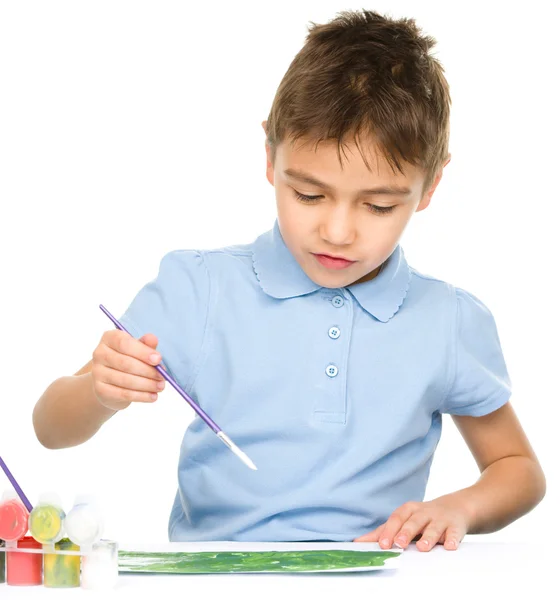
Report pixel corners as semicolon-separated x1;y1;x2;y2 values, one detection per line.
355;402;546;549
450;401;546;533
32;359;117;450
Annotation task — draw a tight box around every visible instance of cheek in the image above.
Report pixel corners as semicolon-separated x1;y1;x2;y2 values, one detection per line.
276;194;310;231
370;209;412;239
359;216;407;259
276;199;300;245
275;190;294;218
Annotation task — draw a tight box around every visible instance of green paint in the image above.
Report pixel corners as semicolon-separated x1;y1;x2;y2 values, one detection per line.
43;538;81;588
118;549;400;574
0;540;5;584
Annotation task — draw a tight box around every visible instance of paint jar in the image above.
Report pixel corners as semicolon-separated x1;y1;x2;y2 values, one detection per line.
29;493;65;545
0;540;5;584
81;539;118;591
0;497;29;542
6;536;42;586
43;537;80;588
65;496;103;547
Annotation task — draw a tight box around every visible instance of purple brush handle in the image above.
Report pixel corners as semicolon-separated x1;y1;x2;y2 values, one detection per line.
99;305;221;434
0;456;33;512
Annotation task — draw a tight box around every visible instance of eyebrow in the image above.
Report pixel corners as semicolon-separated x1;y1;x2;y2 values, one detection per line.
283;168;412;196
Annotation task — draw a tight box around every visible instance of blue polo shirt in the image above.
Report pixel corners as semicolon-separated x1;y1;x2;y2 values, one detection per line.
119;219;512;542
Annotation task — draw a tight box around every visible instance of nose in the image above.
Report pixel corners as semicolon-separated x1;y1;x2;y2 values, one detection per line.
319;205;356;246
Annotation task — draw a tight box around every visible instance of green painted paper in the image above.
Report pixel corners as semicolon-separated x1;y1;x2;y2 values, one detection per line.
118;549;400;574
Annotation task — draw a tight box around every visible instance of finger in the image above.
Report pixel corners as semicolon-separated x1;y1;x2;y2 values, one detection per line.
394;512;432;549
416;521;448;552
139;335;165;377
139;335;169;376
443;526;466;551
95;380;160;404
354;525;383;542
139;333;159;350
96;344;164;382
96;364;165;394
104;330;162;368
378;503;417;549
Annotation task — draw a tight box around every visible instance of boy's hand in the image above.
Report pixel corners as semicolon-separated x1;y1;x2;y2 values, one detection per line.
353;495;472;551
91;330;166;411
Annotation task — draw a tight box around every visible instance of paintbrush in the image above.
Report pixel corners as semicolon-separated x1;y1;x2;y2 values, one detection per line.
0;456;33;512
99;304;257;471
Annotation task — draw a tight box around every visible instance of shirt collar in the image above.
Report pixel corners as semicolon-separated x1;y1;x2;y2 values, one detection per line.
251;220;411;322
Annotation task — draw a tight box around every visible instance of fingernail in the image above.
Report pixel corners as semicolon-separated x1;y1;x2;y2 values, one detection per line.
380;539;390;548
157;381;165;390
151;393;158;400
447;539;457;549
421;540;430;546
150;353;161;364
396;536;407;546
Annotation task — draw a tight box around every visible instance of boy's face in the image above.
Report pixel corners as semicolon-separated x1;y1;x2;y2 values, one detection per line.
263;121;449;287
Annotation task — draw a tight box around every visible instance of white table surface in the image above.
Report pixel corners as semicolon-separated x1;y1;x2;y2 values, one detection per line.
0;539;552;599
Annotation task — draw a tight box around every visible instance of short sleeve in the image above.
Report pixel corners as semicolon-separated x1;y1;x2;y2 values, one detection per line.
118;250;211;394
440;287;512;417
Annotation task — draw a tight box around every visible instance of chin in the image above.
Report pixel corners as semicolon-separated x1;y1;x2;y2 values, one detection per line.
307;268;353;288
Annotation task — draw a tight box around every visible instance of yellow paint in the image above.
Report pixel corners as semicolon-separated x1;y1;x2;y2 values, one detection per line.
29;505;64;544
44;538;80;588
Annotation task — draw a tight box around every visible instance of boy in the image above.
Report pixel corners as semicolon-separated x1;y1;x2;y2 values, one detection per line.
33;9;545;551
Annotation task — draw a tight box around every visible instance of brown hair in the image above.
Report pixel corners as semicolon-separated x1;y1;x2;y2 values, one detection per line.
264;9;451;195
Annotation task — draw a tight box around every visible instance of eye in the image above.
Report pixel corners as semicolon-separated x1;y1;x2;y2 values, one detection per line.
294;190;396;215
367;204;396;215
294;191;322;203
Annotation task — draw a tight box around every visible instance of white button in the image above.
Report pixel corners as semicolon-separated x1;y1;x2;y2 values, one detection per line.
331;295;344;308
328;327;341;339
325;364;339;377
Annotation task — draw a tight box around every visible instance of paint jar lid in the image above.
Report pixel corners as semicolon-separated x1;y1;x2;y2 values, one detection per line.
37;492;63;509
65;501;104;546
1;489;18;502
0;497;29;542
73;493;97;506
29;497;65;544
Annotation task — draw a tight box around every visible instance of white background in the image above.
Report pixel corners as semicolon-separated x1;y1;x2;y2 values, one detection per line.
0;0;557;548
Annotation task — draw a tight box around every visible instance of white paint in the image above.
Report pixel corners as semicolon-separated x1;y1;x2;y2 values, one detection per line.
81;539;118;591
65;503;103;547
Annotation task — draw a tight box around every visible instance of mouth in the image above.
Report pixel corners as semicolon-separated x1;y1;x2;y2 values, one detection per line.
312;253;357;270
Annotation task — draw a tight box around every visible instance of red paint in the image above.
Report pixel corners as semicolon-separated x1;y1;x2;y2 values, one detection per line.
6;536;42;586
0;499;29;542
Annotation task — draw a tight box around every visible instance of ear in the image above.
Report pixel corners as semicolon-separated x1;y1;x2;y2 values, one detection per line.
263;120;274;186
417;153;451;212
